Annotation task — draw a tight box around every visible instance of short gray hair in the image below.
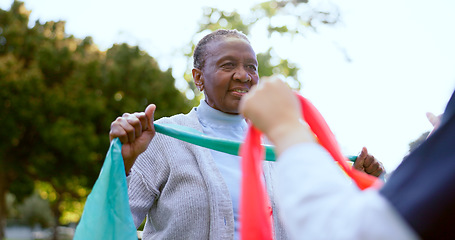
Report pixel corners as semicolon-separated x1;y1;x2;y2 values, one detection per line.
193;29;250;70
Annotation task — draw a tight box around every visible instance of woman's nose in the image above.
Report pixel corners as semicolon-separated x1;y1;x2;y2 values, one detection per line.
233;68;251;82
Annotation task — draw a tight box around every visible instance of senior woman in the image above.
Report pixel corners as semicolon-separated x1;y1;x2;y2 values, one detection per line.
109;29;287;239
109;29;384;239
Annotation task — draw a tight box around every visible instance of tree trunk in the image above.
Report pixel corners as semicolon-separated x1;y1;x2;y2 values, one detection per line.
0;173;7;240
52;223;59;240
50;196;62;240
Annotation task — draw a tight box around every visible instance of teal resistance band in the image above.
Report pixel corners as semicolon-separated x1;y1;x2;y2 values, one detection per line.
154;123;358;162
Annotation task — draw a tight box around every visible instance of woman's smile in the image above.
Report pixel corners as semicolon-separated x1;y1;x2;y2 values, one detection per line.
230;88;249;98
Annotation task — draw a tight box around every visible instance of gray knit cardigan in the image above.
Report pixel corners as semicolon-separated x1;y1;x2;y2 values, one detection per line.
128;109;289;240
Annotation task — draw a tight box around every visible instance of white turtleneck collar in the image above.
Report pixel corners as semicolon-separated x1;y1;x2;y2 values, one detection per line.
195;99;247;132
194;98;245;240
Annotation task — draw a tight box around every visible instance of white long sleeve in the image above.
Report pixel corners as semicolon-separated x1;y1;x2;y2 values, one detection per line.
274;143;419;240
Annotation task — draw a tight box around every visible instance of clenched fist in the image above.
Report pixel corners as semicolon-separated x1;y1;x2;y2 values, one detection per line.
109;104;156;174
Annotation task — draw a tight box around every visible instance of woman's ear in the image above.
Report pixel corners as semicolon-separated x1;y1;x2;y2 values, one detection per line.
192;68;204;92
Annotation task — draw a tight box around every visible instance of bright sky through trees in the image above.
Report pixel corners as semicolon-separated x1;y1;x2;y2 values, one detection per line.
2;0;455;172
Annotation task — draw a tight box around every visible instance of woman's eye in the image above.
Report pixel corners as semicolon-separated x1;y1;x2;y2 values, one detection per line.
247;65;257;71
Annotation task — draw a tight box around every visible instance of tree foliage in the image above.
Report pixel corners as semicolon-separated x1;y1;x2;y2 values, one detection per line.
0;0;341;239
0;1;193;239
184;0;340;92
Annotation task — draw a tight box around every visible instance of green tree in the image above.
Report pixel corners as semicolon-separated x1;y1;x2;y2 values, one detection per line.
0;1;193;239
102;43;194;119
183;0;340;94
15;191;55;229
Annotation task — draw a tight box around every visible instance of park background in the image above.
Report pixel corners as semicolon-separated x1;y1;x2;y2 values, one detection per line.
1;0;455;239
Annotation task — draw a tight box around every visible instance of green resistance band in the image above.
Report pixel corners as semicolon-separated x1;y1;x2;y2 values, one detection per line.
154;123;358;163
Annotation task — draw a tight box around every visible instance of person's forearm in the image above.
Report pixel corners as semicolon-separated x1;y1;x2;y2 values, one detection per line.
274;143;418;240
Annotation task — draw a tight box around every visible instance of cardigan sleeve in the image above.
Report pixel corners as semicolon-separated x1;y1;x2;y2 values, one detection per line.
127;135;171;228
128;169;158;227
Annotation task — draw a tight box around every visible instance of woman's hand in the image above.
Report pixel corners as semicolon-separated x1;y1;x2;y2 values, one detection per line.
109;104;156;174
353;147;385;177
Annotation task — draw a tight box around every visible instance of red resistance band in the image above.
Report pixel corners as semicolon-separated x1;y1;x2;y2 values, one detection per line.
239;92;383;239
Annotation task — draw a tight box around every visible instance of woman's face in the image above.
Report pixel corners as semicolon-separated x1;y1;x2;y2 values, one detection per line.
194;37;259;114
